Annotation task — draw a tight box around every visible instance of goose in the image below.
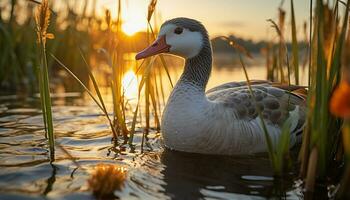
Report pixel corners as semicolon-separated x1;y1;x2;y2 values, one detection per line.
135;17;306;155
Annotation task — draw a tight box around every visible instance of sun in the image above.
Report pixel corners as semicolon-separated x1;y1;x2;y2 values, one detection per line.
122;70;138;100
121;20;145;36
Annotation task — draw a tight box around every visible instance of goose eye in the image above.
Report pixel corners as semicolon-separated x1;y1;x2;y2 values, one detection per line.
174;27;183;35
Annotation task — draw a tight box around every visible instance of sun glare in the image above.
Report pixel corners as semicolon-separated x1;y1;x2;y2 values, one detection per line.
122;20;145;36
122;70;138;100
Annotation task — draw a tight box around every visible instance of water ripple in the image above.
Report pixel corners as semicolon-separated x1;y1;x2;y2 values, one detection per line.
0;94;302;199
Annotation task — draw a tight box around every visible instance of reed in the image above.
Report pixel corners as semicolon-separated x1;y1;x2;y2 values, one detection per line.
34;0;55;160
302;0;348;185
45;0;170;150
109;2;130;141
129;0;171;149
268;0;349;197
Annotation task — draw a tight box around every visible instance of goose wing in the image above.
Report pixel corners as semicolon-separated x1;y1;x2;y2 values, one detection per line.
206;81;307;135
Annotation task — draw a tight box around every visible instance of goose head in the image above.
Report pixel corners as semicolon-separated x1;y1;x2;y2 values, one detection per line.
135;18;210;60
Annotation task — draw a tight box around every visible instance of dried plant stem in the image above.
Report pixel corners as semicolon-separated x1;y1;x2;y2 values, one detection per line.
305;147;318;193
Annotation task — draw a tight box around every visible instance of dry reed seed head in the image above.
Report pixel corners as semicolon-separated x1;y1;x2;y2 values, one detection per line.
34;0;54;44
267;19;282;38
147;0;157;22
278;8;285;32
330;81;350;118
88;163;127;197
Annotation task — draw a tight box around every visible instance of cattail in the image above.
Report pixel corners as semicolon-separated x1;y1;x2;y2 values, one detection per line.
88;163;127;197
34;0;54;45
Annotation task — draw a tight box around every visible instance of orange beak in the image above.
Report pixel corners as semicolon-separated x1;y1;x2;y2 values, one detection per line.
135;35;170;60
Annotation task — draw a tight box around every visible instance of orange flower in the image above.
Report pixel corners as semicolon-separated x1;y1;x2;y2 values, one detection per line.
330;81;350;118
88;163;127;197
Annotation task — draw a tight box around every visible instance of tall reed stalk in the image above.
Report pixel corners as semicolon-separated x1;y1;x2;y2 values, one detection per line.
290;0;299;85
34;0;55;160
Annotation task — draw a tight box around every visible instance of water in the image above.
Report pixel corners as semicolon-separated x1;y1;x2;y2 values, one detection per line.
0;64;304;199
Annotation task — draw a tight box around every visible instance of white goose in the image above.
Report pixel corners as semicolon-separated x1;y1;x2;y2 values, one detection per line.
136;18;306;155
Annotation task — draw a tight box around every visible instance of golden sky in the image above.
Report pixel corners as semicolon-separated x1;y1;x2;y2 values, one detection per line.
95;0;310;41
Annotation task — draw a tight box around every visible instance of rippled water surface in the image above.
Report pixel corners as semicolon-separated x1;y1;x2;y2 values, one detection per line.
0;66;304;200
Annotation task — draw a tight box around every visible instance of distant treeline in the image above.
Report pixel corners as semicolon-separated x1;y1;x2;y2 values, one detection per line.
211;35;308;54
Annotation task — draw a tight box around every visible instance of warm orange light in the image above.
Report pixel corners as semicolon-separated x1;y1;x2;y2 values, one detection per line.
330;81;350;118
122;70;138;100
122;20;145;36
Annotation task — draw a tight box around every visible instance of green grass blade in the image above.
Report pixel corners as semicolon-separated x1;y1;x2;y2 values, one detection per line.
51;54;104;110
129;57;155;145
40;42;54;160
274;120;291;175
329;1;350;88
34;61;48;139
77;48;118;139
239;54;275;162
51;54;118;141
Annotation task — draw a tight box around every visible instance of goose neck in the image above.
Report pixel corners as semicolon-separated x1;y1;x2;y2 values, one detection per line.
178;41;212;91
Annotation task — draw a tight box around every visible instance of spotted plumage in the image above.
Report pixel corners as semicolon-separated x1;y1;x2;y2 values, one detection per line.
207;81;306;133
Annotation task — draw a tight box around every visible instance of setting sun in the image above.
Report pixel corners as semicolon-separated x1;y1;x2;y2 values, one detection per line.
122;70;138;100
122;20;146;36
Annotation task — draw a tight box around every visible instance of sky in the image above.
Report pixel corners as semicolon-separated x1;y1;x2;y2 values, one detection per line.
95;0;310;41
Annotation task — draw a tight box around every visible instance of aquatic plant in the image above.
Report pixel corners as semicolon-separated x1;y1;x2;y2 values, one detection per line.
34;0;55;160
330;80;350;198
48;0;171;150
246;2;350;191
302;0;349;193
330;13;350;196
265;0;350;195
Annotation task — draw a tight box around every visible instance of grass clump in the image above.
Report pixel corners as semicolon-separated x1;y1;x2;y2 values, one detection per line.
48;0;170;151
301;0;349;191
265;0;350;196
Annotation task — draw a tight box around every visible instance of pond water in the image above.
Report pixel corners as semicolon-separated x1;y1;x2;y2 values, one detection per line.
0;60;307;199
